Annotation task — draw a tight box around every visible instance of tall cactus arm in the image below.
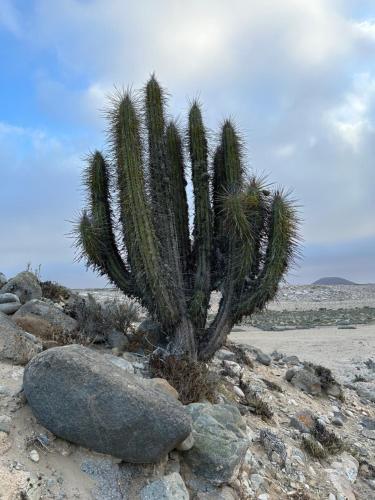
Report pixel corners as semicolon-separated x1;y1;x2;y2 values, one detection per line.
212;145;226;286
77;212;139;297
212;121;245;286
198;183;265;359
113;93;179;327
232;191;298;322
199;189;297;360
75;152;138;298
165;121;191;283
188;102;212;331
145;76;186;314
221;120;244;189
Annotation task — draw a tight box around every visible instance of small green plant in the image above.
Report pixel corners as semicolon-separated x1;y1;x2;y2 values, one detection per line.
75;75;299;361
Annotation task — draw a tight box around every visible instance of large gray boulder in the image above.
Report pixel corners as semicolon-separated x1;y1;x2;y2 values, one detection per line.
182;403;249;484
23;345;192;462
0;293;21;314
140;472;189;500
0;312;42;364
0;272;42;304
14;299;77;334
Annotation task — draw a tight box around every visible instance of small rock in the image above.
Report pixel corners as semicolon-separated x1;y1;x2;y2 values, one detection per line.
271;351;283;361
259;429;287;465
250;473;264;491
257;494;269;500
140;472;189;500
215;348;237;362
107;329;129;351
14;299;78;335
289;410;315;433
285;367;298;382
0;311;42;364
361;417;375;430
289;369;322;395
0;271;42;304
284;355;300;366
233;386;245;398
256;350;271;366
29;449;40;462
223;360;242;377
0;415;11;433
183;403;249;484
149;378;179;400
334;453;359;482
175;432;194;451
332;417;344;427
0;293;21;314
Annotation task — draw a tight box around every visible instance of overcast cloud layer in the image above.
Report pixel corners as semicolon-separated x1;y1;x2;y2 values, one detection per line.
1;0;375;286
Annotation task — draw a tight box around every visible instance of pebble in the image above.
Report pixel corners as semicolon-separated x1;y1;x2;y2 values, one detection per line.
29;449;40;463
332;417;344;427
233;386;245;398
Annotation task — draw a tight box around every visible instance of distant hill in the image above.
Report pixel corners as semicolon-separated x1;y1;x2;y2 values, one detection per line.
312;277;357;285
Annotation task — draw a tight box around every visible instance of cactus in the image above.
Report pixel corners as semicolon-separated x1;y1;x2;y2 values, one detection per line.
76;75;298;360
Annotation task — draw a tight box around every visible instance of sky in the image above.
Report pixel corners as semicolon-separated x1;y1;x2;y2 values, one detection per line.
1;0;375;287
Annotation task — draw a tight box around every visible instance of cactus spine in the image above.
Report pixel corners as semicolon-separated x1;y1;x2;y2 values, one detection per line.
76;76;298;360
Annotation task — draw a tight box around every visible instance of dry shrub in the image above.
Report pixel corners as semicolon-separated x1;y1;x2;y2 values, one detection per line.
149;354;217;405
239;376;273;419
14;315;61;340
228;343;254;369
304;361;344;400
260;377;283;393
40;280;71;301
311;419;344;454
70;294;139;343
302;434;327;459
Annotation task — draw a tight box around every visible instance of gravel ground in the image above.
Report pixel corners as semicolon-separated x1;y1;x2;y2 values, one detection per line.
230;324;375;383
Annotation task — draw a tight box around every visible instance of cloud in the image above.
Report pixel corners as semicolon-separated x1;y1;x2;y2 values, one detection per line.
0;121;93;284
326;72;375;150
0;0;21;36
2;0;375;284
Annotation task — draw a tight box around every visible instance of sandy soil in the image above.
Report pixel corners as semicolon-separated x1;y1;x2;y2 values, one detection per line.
230;323;375;381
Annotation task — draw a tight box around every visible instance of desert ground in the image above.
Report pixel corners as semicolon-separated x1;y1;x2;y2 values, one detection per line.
230;284;375;384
